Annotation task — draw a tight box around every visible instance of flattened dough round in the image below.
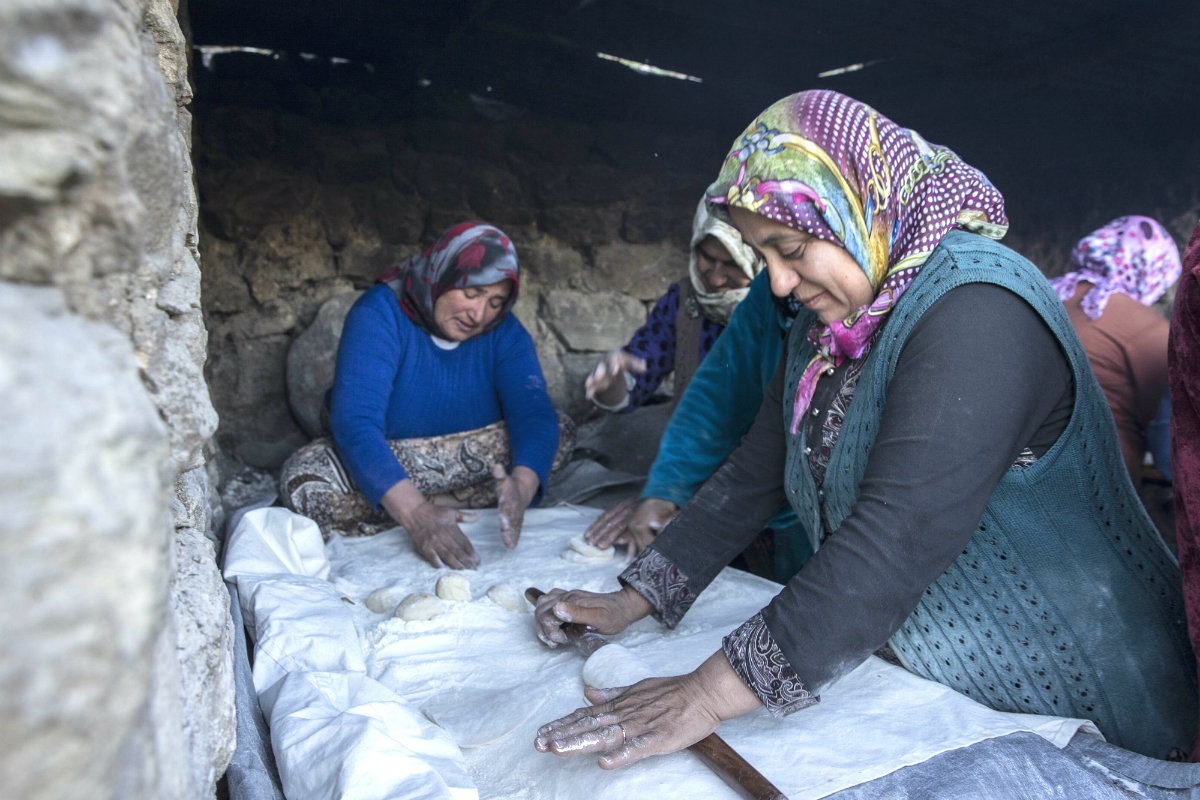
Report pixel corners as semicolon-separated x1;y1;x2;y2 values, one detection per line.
436;572;472;602
561;534;614;562
581;643;654;689
486;583;527;612
395;592;447;621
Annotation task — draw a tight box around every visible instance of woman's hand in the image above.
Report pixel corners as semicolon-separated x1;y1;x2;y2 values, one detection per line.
627;498;678;552
585;350;646;407
534;650;762;769
381;479;480;569
533;585;651;647
493;463;539;549
583;497;678;553
582;497;638;549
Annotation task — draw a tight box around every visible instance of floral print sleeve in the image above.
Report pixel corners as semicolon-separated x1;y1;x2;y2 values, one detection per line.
618;548;696;628
723;612;818;716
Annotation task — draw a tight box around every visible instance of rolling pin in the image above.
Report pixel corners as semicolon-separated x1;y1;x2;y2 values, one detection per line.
526;587;788;800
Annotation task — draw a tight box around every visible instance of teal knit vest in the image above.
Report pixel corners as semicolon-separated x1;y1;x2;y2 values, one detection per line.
783;230;1196;758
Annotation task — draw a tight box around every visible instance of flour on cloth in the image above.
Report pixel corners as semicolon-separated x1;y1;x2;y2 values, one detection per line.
227;504;1099;800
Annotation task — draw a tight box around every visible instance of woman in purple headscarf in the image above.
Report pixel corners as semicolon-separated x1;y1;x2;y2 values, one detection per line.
279;222;574;569
532;91;1194;766
1051;216;1182;487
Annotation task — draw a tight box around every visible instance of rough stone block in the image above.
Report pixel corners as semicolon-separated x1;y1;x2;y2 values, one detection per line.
541;288;646;351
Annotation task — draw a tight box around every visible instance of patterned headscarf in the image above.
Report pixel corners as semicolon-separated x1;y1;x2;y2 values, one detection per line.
379;222;519;339
686;198;765;325
706;90;1008;433
1050;215;1182;320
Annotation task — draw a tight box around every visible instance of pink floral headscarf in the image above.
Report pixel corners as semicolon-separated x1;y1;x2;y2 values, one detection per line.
706;90;1008;433
1051;216;1182;320
378;222;519;339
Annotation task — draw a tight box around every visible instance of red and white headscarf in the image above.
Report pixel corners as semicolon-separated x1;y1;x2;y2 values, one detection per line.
379;222;519;339
1051;216;1182;320
706;90;1008;433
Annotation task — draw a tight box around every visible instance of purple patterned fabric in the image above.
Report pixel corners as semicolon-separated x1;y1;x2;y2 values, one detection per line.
378;221;519;339
706;90;1008;433
1050;215;1182;320
723;613;818;716
618;548;696;629
621;283;723;410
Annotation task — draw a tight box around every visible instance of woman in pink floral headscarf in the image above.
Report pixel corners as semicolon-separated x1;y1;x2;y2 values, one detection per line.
1052;216;1183;486
532;91;1194;768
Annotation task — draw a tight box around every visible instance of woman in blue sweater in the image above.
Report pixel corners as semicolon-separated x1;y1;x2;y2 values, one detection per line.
280;222;572;569
534;91;1195;767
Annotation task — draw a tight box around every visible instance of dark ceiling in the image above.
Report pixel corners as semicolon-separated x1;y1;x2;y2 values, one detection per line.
189;0;1200;241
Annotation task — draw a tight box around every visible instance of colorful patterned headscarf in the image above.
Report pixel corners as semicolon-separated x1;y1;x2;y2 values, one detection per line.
379;222;519;339
1050;215;1182;320
706;90;1008;433
686;198;765;325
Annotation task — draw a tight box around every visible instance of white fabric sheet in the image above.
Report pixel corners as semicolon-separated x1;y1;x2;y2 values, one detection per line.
224;504;1100;800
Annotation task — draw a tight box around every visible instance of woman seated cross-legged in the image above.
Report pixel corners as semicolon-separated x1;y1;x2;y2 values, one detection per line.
280;221;574;569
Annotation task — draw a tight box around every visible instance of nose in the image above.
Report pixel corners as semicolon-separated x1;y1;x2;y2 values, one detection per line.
463;297;486;323
767;261;800;298
705;267;731;291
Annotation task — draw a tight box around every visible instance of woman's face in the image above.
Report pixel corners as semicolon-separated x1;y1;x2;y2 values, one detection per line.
694;235;752;293
433;279;513;341
729;207;873;326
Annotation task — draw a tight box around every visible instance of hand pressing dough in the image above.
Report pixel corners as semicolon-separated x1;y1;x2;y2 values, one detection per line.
560;534;614;562
395;592;447;621
486;583;527;612
364;586;406;614
435;572;472;602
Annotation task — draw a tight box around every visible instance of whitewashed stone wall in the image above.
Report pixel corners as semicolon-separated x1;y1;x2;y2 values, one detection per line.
0;1;233;798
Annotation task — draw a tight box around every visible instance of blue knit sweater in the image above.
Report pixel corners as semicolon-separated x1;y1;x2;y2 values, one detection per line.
328;284;559;508
783;230;1195;757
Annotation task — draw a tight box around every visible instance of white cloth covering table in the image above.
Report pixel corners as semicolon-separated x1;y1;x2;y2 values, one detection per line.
223;505;1099;800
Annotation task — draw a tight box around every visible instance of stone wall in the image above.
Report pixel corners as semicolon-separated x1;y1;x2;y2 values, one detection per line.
0;1;233;798
195;56;723;469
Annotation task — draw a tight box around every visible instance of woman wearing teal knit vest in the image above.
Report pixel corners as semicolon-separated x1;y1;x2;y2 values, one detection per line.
533;90;1195;768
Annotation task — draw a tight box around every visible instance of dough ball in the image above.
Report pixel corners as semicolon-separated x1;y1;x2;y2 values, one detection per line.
486;583;527;612
395;592;447;621
365;586;406;614
568;535;614;561
435;572;472;602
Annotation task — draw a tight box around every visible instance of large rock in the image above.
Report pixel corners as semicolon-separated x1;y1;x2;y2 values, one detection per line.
0;4;234;798
541;288;647;352
0;285;172;800
593;239;682;301
287;290;363;438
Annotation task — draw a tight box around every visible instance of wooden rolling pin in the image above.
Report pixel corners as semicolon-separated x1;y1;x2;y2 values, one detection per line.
526;587;788;800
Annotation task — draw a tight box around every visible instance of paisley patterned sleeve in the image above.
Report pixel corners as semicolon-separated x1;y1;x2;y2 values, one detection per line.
618;548;696;629
723;612;818;716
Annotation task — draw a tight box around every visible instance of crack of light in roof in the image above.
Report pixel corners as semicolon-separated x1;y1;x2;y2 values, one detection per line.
818;59;883;78
194;45;372;72
596;52;702;83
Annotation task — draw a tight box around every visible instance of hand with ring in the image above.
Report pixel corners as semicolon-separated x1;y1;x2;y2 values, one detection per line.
533;651;761;769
